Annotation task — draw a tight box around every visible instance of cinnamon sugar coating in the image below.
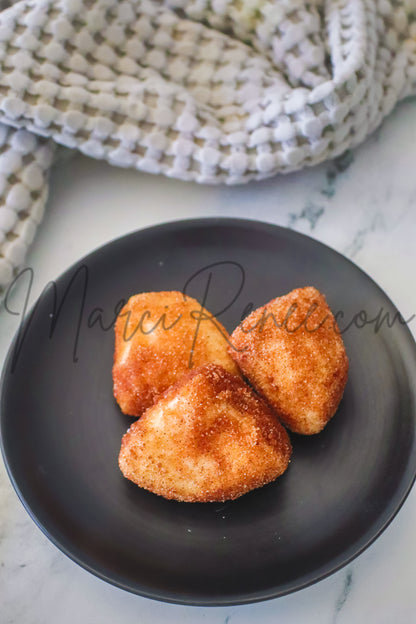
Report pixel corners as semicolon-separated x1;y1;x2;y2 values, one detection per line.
113;291;240;416
119;364;292;502
229;287;348;435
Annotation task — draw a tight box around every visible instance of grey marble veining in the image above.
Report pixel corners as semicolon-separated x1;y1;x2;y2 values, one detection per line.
287;200;325;231
1;97;416;623
332;570;354;624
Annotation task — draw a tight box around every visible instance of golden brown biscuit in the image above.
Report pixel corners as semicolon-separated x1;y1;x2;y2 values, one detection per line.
229;287;348;435
113;291;240;416
119;364;292;502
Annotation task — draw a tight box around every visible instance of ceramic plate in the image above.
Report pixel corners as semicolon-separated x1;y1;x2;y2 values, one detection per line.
2;218;416;605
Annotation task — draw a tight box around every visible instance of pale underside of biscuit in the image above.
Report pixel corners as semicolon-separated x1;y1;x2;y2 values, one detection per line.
113;291;240;417
229;287;349;435
119;364;292;502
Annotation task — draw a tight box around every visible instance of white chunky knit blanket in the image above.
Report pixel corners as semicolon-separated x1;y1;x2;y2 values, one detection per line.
0;0;415;296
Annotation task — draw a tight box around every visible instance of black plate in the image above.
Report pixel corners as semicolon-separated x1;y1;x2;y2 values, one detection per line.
2;218;416;606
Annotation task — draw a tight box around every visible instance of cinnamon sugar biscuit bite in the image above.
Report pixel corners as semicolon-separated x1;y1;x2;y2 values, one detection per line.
113;291;239;417
119;364;292;502
229;287;348;435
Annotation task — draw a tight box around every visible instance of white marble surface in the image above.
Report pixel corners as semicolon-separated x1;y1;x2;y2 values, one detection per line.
1;96;416;623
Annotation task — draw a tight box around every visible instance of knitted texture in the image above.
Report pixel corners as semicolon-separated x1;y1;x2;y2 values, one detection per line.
0;0;415;295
